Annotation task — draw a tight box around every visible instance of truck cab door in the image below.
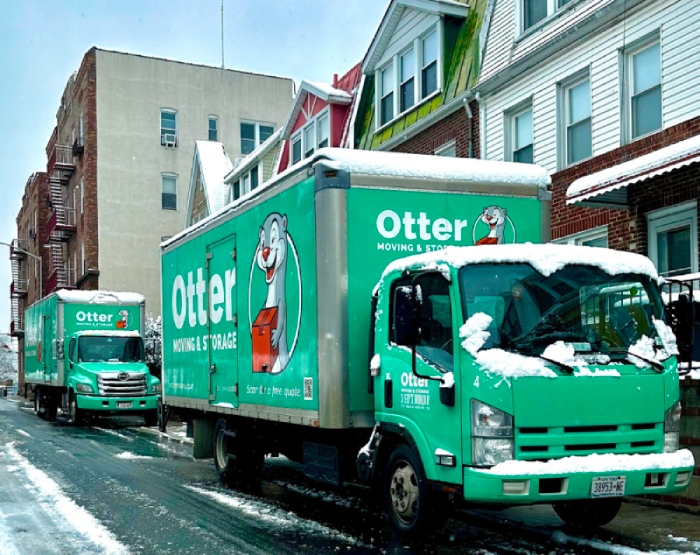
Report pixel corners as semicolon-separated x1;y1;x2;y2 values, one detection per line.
375;272;462;484
206;235;239;408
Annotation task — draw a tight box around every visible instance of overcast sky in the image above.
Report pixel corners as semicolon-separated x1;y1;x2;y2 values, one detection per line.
0;0;387;331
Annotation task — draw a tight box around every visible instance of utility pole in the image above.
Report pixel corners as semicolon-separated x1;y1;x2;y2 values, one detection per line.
221;0;225;68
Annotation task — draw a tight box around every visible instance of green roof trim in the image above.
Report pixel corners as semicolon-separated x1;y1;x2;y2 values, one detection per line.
355;0;488;150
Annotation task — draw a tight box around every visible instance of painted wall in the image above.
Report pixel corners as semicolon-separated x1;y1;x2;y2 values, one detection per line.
94;50;293;317
480;0;700;173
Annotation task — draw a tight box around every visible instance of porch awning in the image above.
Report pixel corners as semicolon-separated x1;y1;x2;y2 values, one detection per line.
566;135;700;208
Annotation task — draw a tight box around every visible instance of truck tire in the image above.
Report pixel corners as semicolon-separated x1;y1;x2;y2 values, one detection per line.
45;393;58;422
214;418;263;487
383;444;436;537
34;388;45;418
553;498;622;528
67;391;84;426
143;410;158;427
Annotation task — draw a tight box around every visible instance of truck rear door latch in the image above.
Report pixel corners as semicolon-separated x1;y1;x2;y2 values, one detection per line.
209;364;217;374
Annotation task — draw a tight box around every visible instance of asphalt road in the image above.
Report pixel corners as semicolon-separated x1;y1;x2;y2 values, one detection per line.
0;397;696;555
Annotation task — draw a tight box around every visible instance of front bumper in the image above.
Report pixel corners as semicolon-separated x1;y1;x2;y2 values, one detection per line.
463;450;695;503
76;394;159;413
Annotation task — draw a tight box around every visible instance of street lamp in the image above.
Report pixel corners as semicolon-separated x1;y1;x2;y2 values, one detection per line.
0;241;42;300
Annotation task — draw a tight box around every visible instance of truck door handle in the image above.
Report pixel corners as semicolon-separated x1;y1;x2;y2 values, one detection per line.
209;364;216;374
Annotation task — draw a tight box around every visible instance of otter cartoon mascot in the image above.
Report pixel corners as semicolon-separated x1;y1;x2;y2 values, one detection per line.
253;213;290;374
476;205;508;245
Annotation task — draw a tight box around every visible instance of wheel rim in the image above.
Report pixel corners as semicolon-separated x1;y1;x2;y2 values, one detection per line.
215;429;229;471
69;397;77;422
34;393;39;413
389;461;420;524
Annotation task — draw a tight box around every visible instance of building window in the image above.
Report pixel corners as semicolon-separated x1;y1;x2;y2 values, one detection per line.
161;110;177;146
400;49;415;113
80;178;84;214
627;39;662;140
209;117;218;141
520;0;574;33
317;112;330;149
162;174;177;210
647;202;698;278
81;242;85;276
554;226;608;248
375;25;442;130
508;104;534;164
380;64;395;126
241;122;274;155
291;134;302;164
421;31;438;98
232;180;241;201
561;74;591;167
290;108;331;163
250;166;259;190
435;140;456;157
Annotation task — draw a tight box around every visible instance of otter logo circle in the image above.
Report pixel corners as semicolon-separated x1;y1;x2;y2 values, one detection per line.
247;213;302;375
473;205;516;245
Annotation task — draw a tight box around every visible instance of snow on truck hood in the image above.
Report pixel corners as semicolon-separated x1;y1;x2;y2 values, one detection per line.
380;243;660;282
56;289;145;305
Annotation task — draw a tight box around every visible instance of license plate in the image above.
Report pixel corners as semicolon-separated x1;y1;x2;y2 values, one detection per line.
117;401;132;409
591;476;626;498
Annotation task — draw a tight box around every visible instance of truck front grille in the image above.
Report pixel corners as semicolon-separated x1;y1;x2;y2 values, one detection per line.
515;423;662;459
97;373;147;397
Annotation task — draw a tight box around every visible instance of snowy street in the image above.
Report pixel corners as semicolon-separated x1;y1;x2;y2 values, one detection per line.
0;396;698;555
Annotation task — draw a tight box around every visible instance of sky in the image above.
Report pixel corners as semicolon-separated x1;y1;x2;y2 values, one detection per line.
0;0;388;332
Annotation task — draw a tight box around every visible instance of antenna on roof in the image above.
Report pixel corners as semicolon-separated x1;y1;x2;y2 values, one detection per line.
221;0;225;68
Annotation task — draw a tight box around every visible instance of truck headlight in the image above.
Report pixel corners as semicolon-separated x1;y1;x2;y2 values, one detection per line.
472;400;514;466
663;400;682;453
151;383;162;394
76;383;94;393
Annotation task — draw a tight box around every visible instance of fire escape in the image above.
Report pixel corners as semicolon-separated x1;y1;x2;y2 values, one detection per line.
9;239;28;337
46;143;77;294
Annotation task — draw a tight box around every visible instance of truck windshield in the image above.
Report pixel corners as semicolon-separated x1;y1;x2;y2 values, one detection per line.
78;336;145;363
459;263;665;357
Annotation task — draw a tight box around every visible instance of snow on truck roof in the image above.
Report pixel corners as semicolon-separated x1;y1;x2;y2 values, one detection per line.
380;243;660;281
316;148;551;187
162;148;551;250
56;290;145;305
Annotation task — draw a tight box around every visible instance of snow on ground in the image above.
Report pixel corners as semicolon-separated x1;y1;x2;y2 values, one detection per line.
1;441;129;554
16;429;30;438
186;484;362;545
115;451;154;460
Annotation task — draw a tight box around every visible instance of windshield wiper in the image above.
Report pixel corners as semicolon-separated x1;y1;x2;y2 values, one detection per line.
539;354;574;374
626;351;664;373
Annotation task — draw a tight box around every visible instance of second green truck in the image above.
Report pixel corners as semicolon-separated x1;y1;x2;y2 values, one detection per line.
24;290;161;425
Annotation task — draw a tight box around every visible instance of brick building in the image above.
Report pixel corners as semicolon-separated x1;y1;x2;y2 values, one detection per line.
9;47;294;386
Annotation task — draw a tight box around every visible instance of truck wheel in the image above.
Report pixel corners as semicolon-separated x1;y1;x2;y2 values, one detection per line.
67;391;84;426
214;419;263;487
34;388;45;418
143;410;158;427
553;498;622;528
384;444;435;537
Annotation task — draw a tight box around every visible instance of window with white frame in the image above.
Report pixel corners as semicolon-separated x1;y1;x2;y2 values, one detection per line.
507;103;534;164
232;180;241;201
376;25;442;129
81;242;85;276
554;226;608;248
161;174;177;210
232;162;263;200
241;122;274;155
626;38;662;141
160;110;177;146
647;202;698;278
435;140;456;157
209;116;218;141
290;108;331;164
561;73;591;167
520;0;574;33
80;177;84;214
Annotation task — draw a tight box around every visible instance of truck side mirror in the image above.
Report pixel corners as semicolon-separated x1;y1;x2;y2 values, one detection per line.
56;339;64;360
394;285;422;346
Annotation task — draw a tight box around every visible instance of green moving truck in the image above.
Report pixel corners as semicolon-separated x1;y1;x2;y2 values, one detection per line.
159;149;694;535
25;290;161;425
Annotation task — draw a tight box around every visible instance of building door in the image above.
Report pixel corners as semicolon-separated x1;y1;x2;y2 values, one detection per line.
206;235;239;408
